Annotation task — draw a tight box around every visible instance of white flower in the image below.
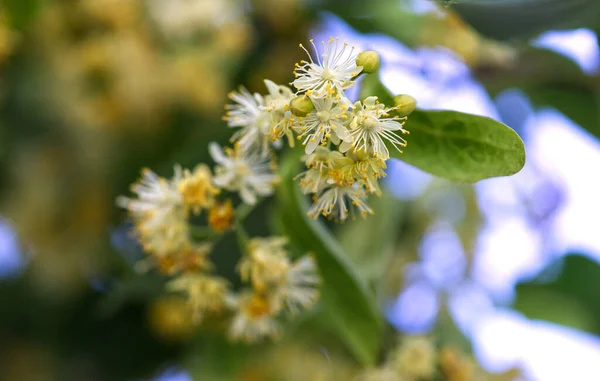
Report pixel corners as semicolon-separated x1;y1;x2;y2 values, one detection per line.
116;167;189;256
224;80;295;154
223;86;271;154
298;95;353;154
262;80;297;146
167;273;230;323
329;150;387;195
296;166;331;195
307;184;373;221
209;142;279;205
117;167;182;218
263;79;294;113
238;237;290;291
228;291;282;343
178;164;220;214
147;0;236;39
270;110;297;148
293;37;363;97
237;237;320;315
274;255;320;315
356;368;403;381
389;336;437;380
340;96;409;159
295;147;342;194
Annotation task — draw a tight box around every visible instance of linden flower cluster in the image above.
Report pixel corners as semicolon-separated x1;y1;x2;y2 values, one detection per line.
356;336;439;381
118;156;319;343
292;39;413;221
357;336;520;381
118;36;414;343
223;37;414;221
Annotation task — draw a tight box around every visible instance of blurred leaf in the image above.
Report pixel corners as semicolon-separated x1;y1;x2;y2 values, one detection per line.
321;0;427;48
454;185;483;266
475;47;600;140
435;307;473;353
277;149;383;366
325;0;517;66
2;0;43;30
362;72;526;182
476;47;588;93
185;334;255;381
514;254;600;334
323;0;474;53
513;286;595;332
339;190;404;282
446;0;600;40
96;275;165;318
526;86;600;138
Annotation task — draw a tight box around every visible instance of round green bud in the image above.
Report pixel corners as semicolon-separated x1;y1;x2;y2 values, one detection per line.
356;50;380;74
290;95;314;117
393;94;417;117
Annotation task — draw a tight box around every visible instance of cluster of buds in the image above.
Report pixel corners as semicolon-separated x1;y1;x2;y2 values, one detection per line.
223;37;416;221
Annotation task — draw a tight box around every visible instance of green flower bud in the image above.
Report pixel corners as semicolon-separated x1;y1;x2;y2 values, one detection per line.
290;95;314;117
393;94;417;117
356;50;380;74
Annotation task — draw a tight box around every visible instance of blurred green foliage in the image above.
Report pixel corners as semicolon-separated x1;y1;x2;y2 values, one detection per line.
278;148;383;365
515;255;600;335
447;0;600;40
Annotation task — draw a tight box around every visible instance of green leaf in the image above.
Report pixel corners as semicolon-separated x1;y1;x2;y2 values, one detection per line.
526;86;600;139
320;0;439;49
361;73;526;183
339;191;404;282
2;0;43;30
513;286;596;332
475;47;588;94
397;110;526;182
277;149;383;365
514;254;600;334
475;47;600;140
447;0;600;40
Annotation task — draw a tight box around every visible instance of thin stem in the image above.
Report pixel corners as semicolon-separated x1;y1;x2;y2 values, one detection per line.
233;199;259;253
235;202;256;221
188;198;262;251
351;71;366;82
234;219;250;253
189;226;221;241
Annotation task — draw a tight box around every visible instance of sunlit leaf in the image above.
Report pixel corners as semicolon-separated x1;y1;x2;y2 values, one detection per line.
446;0;600;40
475;47;588;94
277;149;383;365
398;110;525;182
514;254;600;334
3;0;43;30
361;73;526;183
475;47;600;140
513;286;596;332
526;86;600;139
339;191;404;282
